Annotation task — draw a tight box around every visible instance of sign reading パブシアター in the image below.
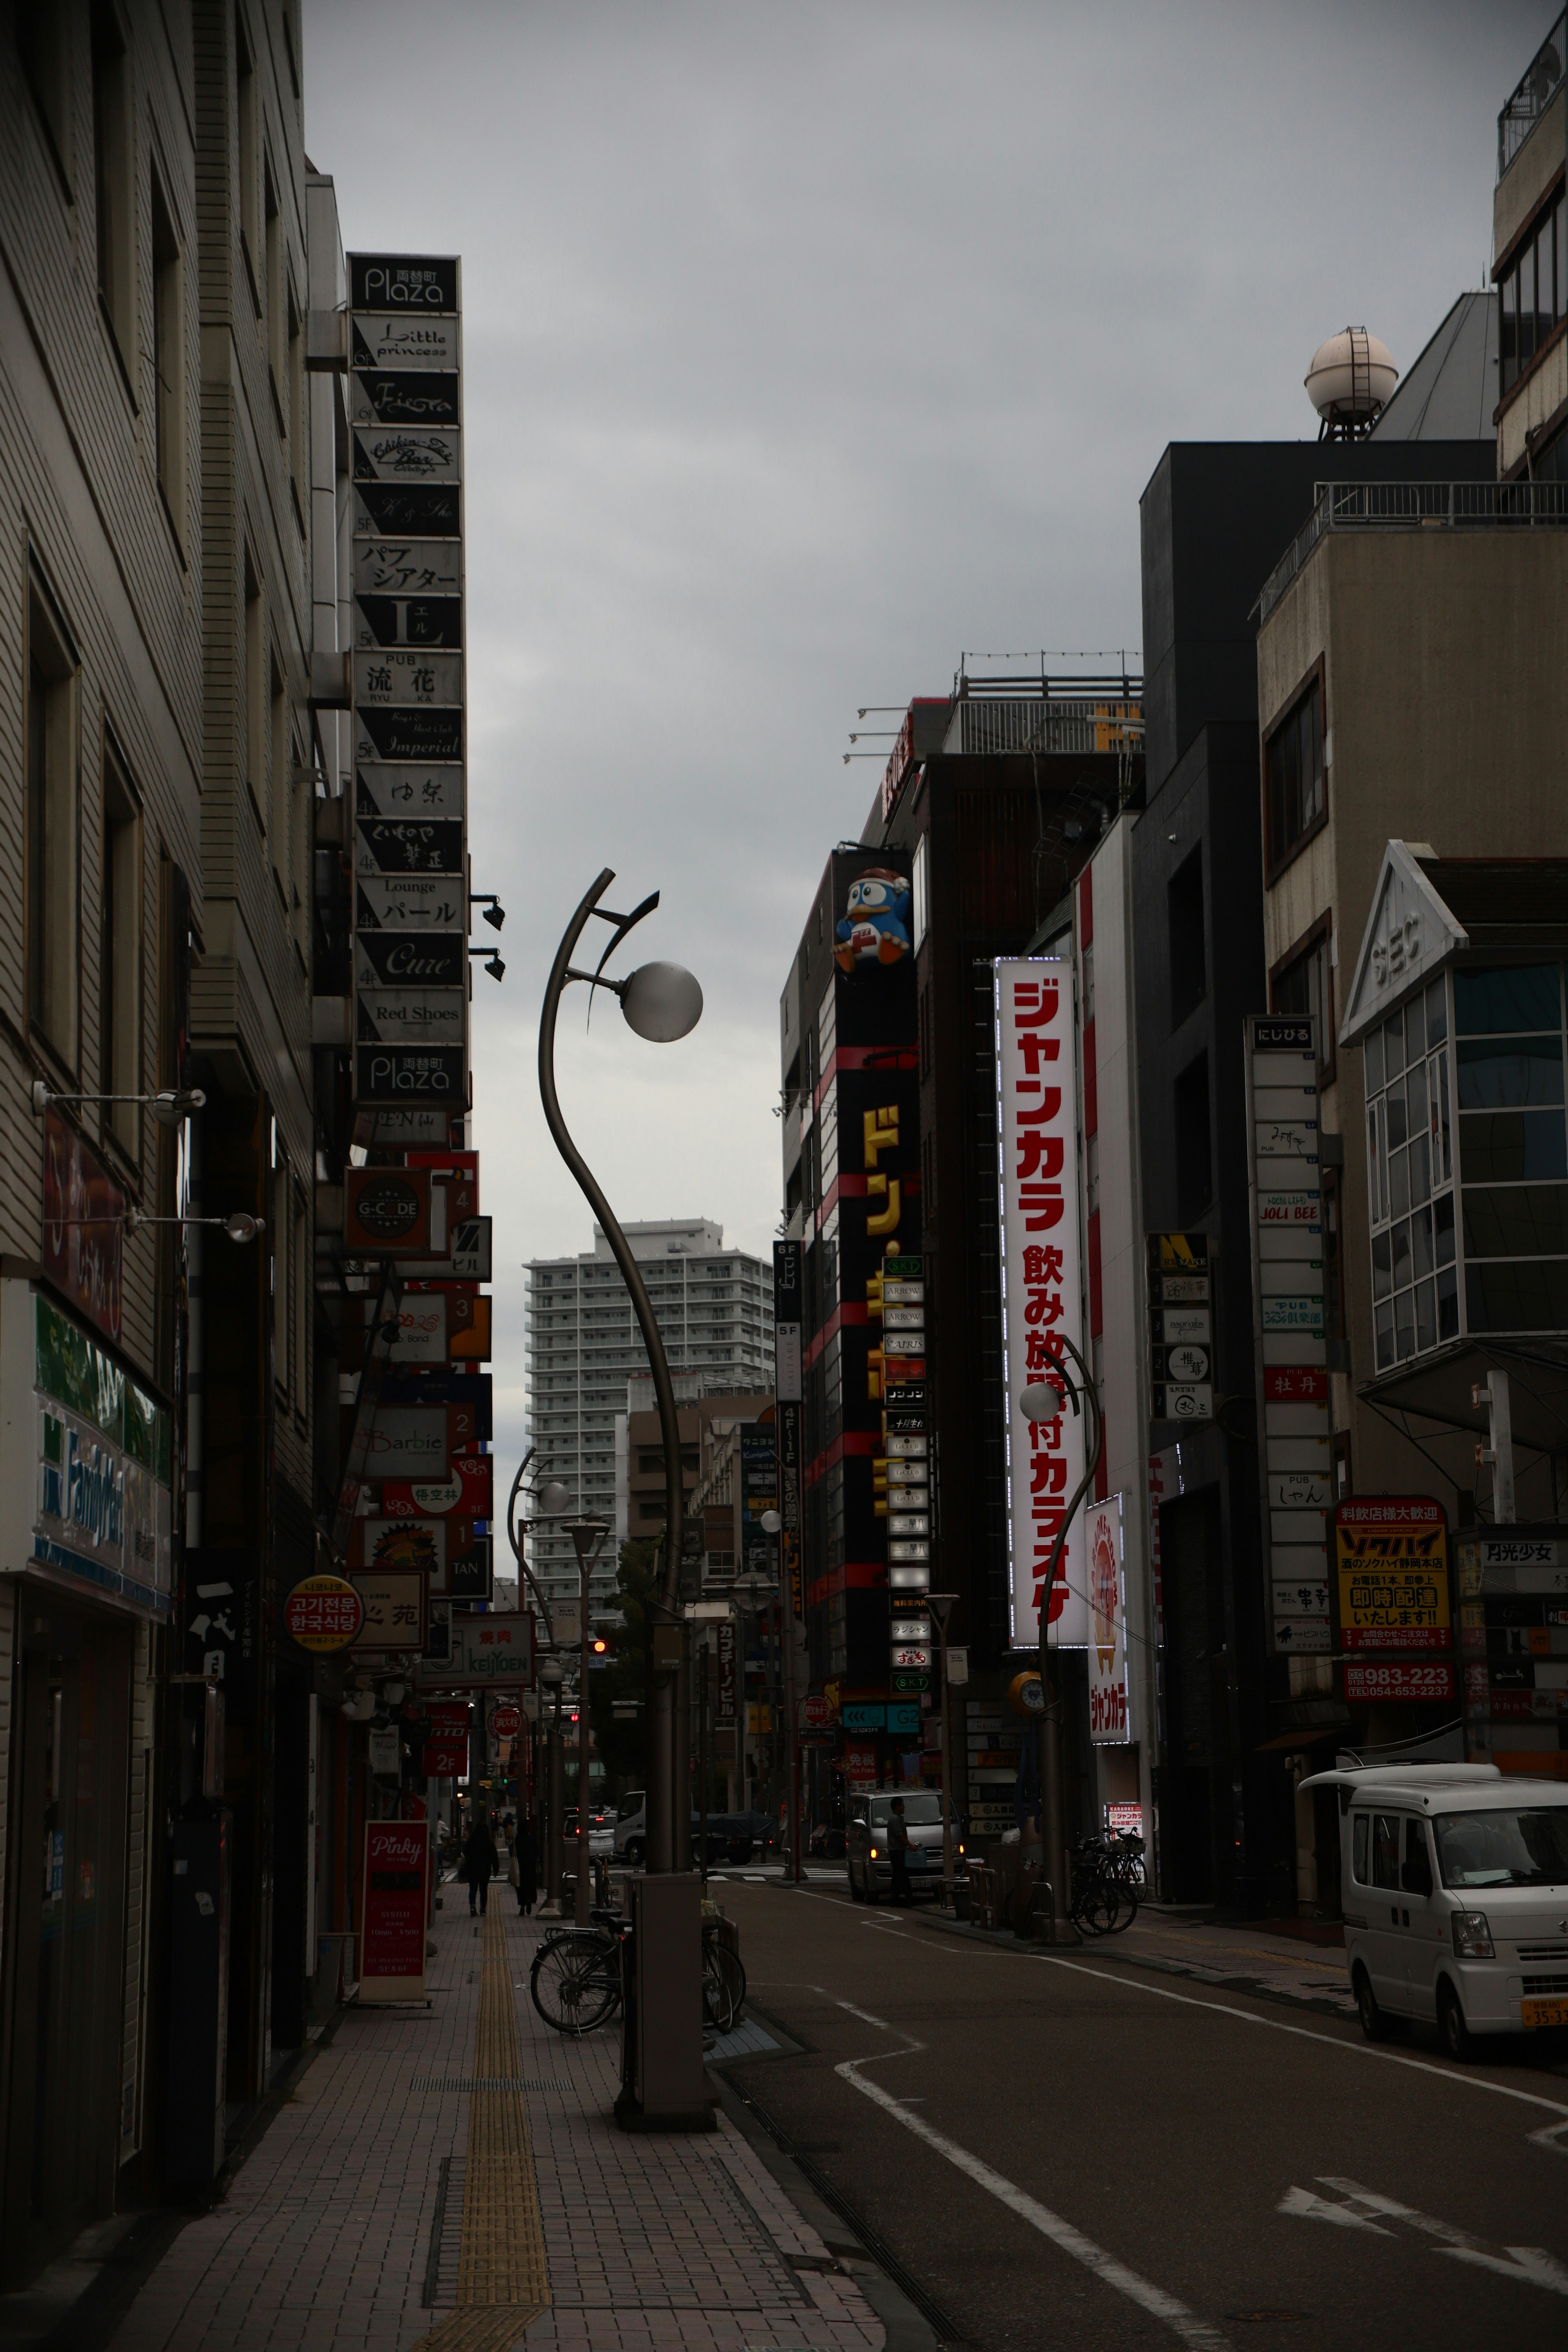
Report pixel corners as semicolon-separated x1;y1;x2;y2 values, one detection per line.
1;1283;172;1615
349;251;466;1105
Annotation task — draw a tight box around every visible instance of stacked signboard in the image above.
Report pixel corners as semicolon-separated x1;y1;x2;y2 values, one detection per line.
1245;1016;1331;1654
1459;1526;1568;1777
871;1252;930;1720
347;254;468;1115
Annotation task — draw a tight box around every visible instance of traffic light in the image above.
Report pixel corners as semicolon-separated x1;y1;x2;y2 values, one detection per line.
591;1636;608;1656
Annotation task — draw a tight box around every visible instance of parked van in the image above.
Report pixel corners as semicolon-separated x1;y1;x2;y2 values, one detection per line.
611;1792;756;1866
1299;1761;1568;2060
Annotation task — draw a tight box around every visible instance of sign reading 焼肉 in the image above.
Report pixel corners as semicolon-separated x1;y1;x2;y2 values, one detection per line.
994;958;1085;1648
359;1819;430;2003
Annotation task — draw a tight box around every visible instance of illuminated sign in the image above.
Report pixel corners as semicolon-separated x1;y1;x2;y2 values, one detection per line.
1087;1493;1130;1743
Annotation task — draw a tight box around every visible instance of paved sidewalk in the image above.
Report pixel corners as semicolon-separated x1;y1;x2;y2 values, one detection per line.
106;1902;886;2352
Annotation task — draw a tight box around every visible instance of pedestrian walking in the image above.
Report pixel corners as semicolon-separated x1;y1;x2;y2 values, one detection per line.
889;1795;913;1906
510;1817;538;1916
463;1811;499;1917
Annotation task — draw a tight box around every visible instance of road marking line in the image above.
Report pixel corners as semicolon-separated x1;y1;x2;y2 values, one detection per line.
1278;2186;1391;2234
836;2000;890;2029
1028;1953;1568;2142
1316;2176;1568;2296
835;2046;1232;2352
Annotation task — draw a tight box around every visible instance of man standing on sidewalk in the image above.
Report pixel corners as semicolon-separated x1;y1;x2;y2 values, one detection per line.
464;1812;499;1917
889;1796;913;1906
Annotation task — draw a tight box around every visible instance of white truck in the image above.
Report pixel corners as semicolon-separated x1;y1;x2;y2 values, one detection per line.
1299;1760;1568;2060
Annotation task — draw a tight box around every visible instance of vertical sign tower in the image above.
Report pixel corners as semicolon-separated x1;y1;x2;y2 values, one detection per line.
347;256;468;1115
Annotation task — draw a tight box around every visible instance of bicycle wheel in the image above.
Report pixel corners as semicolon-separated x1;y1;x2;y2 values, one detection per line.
530;1932;619;2035
702;1940;746;2034
1073;1879;1119;1936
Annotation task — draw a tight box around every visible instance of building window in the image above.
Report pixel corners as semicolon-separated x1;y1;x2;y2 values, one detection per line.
91;0;134;372
151;166;185;535
1264;673;1325;874
1364;975;1457;1368
1167;847;1205;1029
1271;917;1334;1080
100;743;142;1161
20;4;74;191
293;1180;308;1408
263;161;285;417
270;647;288;896
244;550;265;825
1454;962;1568;1336
1173;1051;1211;1225
912;833;929;953
236;9;259;294
1500;184;1566;396
27;577;80;1069
287;281;306;516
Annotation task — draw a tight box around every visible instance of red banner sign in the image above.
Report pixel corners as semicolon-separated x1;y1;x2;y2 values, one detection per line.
421;1699;470;1778
42;1108;123;1344
359;1820;430;2000
379;1452;492;1520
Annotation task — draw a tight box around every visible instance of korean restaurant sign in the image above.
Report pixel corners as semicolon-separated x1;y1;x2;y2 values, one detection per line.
0;1283;172;1617
42;1107;123;1344
993;958;1086;1647
285;1574;364;1653
359;1819;430;2003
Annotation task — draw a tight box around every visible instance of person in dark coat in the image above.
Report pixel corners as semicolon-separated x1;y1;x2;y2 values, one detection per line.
463;1812;499;1916
510;1818;538;1916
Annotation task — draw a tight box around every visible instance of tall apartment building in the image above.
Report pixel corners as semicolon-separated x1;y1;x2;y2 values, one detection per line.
524;1220;773;1609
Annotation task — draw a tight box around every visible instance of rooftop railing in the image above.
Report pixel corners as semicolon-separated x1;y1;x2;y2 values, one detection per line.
1255;479;1568;624
1499;12;1566;178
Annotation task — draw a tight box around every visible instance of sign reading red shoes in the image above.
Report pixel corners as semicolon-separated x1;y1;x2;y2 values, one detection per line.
359;1819;431;2003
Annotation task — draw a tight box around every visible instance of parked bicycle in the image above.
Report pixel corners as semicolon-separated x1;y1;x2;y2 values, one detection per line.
528;1907;746;2037
1068;1832;1143;1936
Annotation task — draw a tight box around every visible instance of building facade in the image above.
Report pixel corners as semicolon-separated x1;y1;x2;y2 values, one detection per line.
524;1221;773;1611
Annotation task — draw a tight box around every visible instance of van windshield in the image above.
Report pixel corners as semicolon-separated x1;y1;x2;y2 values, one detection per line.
617;1794;644;1822
869;1795;942;1825
1433;1807;1568;1889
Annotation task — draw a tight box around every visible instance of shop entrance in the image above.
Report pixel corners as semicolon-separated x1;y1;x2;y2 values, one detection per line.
1;1586;133;2285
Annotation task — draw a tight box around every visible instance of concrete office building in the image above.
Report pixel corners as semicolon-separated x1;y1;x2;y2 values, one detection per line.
524;1221;773;1609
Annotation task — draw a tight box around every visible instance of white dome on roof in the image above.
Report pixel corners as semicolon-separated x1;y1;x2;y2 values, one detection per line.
1305;327;1398;425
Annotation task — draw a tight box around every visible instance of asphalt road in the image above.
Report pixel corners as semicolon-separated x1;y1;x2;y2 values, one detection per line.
716;1880;1568;2352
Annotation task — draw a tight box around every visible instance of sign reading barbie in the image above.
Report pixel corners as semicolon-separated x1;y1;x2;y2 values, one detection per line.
993;958;1086;1648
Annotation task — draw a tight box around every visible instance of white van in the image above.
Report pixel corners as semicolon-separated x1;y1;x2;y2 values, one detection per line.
1300;1761;1568;2061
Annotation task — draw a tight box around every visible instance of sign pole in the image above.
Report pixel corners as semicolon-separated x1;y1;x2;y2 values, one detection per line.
927;1595;958;1900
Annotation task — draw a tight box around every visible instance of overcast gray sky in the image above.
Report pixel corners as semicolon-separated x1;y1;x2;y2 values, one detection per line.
305;0;1544;1464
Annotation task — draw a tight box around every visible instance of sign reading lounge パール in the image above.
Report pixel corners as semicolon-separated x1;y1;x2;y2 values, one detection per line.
1;1282;172;1616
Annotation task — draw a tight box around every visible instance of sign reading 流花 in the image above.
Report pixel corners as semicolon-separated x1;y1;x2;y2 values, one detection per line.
994;958;1085;1648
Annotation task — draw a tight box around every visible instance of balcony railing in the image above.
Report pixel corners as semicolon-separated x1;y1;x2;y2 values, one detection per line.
1500;13;1566;178
1255;478;1568;624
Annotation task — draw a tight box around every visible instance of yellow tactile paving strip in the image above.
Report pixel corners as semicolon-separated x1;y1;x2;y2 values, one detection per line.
406;1915;549;2352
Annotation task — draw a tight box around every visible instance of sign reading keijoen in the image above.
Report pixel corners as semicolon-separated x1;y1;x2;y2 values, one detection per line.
993;958;1087;1649
348;254;466;1108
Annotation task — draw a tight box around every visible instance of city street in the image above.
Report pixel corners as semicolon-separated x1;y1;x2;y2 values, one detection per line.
717;1881;1568;2352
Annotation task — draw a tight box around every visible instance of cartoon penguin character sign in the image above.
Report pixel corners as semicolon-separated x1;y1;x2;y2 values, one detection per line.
834;868;911;973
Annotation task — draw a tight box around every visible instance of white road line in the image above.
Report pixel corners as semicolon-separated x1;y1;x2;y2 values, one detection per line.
1316;2176;1568;2297
836;1999;891;2029
836;2046;1232;2352
1028;1953;1568;2142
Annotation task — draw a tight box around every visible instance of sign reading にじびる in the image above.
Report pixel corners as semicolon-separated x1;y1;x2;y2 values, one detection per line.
993;959;1086;1647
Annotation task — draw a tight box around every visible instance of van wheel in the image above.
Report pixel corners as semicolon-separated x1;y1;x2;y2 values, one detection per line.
1354;1967;1391;2043
1438;1982;1475;2063
849;1863;865;1904
624;1838;644;1867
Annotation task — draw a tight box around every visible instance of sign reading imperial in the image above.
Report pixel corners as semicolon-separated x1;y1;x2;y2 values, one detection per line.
348;252;466;1107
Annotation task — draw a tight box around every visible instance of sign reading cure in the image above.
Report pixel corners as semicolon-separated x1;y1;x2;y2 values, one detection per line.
1245;1016;1330;1654
348;251;466;1106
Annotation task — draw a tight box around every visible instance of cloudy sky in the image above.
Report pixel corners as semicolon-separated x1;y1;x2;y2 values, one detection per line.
305;0;1543;1463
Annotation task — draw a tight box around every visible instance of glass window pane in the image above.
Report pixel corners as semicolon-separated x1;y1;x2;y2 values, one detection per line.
1410;1131;1431;1208
1387;1083;1408;1149
1375;1298;1395;1369
1415;1278;1437;1353
1453;965;1561;1034
1466;1258;1568;1334
1437;1264;1459;1340
1395;1290;1416;1360
1437;1049;1452;1181
1541;221;1554;330
1425;977;1447;1049
1366;1109;1383;1229
1434;1191;1455;1267
1385;1012;1405;1080
1460;1110;1568;1183
1408;1058;1428;1135
1558;194;1567;320
1372;1229;1392;1299
1501;266;1517;391
1461;1184;1568;1258
1405;993;1425;1060
1391;1217;1412;1290
1365;1027;1384;1091
1521;241;1538;365
1377;1099;1389;1218
1412;1204;1434;1279
1456;1035;1564;1110
1390;1145;1410;1218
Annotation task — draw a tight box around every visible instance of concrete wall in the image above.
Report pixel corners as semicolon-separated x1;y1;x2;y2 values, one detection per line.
1258;526;1568;1505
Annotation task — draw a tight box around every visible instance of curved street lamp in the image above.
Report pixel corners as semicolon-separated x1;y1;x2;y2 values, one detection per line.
1020;1332;1104;1944
538;868;702;1878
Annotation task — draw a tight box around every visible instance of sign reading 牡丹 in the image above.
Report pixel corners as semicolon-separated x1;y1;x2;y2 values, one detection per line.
993;958;1086;1649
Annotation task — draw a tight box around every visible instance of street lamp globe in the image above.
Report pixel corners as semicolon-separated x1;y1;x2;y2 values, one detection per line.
538;1655;565;1690
1019;1379;1065;1422
760;1508;782;1535
537;1479;570;1516
620;960;703;1043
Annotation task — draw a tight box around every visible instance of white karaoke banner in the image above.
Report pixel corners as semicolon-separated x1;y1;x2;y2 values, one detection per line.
994;957;1086;1648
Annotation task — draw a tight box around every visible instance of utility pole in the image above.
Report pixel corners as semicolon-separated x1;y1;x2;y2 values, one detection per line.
927;1594;959;1896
